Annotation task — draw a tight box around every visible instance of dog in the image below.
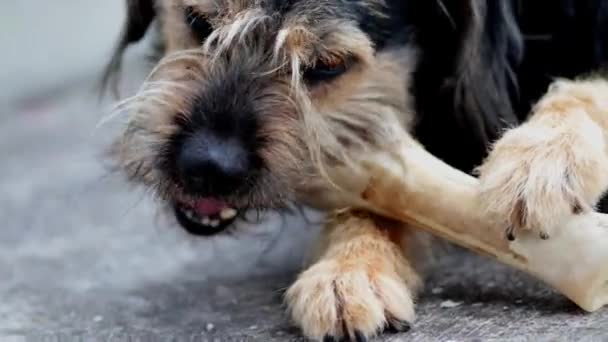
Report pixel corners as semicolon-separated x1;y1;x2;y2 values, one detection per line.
103;0;608;341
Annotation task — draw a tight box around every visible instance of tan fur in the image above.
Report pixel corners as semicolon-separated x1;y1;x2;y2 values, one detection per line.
160;2;198;52
478;78;608;239
285;210;421;341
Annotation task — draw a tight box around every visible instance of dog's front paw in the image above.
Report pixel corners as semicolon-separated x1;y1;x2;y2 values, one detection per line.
285;259;415;341
477;114;607;240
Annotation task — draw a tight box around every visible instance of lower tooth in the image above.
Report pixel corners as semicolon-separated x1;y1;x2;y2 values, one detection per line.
210;220;220;228
220;208;238;220
202;217;211;225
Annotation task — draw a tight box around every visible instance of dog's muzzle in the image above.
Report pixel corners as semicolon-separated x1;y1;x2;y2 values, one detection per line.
173;129;253;235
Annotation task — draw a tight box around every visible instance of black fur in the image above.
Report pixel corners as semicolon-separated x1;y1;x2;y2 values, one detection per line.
414;0;608;172
516;0;608;115
413;0;523;172
185;6;214;43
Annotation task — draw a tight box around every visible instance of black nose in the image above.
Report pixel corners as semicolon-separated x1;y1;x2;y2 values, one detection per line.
176;130;251;196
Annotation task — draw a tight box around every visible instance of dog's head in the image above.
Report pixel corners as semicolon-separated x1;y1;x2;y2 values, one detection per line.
105;0;522;236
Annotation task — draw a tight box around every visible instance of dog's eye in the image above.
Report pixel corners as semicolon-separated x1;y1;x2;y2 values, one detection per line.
303;56;353;85
185;6;213;42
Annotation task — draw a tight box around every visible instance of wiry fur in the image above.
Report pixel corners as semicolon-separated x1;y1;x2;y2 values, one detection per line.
104;0;608;341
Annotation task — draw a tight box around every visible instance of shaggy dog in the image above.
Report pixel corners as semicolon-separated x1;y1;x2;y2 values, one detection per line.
104;0;608;340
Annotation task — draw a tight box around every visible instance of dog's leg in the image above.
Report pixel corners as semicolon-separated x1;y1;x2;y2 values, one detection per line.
285;209;422;342
478;78;608;240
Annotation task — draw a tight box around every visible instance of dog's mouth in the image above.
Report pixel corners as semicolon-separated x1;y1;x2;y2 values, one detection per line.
173;198;240;236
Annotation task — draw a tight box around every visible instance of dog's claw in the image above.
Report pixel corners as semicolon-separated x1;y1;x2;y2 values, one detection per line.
540;231;550;240
506;226;516;241
386;319;412;333
572;198;585;215
353;330;367;342
322;331;369;342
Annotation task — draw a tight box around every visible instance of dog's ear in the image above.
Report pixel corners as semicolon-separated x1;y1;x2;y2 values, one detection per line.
413;0;523;172
452;0;523;144
101;0;156;96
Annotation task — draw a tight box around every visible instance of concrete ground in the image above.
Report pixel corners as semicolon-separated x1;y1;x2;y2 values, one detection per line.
2;2;608;341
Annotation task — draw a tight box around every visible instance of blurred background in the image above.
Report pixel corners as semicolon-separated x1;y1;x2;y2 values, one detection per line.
1;1;122;105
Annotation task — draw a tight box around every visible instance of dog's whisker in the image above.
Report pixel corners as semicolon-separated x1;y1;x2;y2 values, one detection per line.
95;110;129;130
145;52;208;82
131;88;181;102
254;61;289;77
96;99;152;130
141;80;192;90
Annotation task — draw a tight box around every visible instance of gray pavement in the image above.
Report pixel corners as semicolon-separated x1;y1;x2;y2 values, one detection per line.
2;2;608;341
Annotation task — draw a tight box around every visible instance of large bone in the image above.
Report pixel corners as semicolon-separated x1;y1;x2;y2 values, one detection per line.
328;137;608;312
